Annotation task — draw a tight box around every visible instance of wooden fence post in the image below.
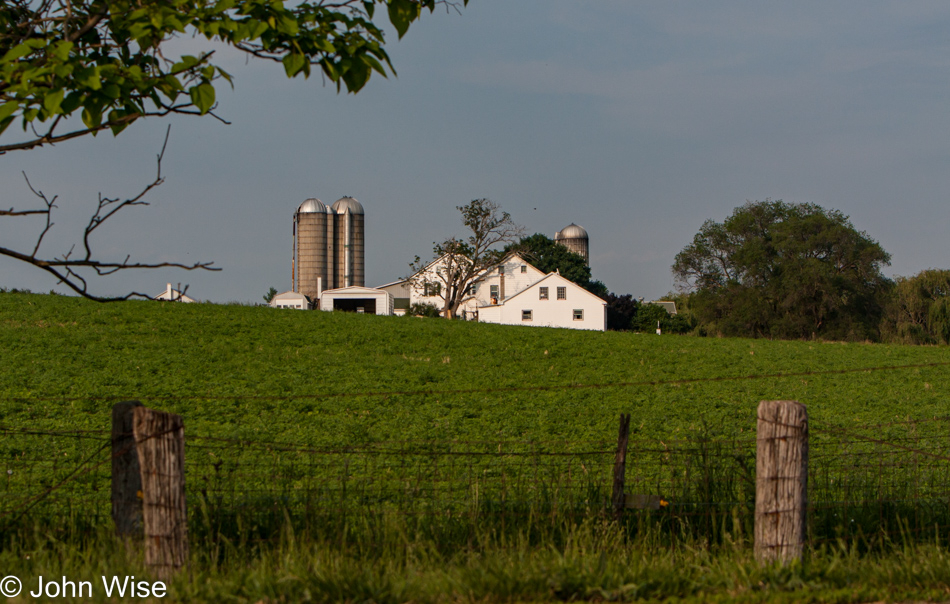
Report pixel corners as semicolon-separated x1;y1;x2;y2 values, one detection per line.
612;413;631;518
111;401;143;538
755;400;808;564
133;406;188;578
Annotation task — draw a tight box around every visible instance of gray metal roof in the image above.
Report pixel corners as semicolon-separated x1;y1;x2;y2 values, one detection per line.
557;223;588;239
331;196;364;215
297;198;328;213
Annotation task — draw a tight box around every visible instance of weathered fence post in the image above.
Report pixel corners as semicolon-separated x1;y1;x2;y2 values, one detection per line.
755;400;808;564
133;406;188;578
612;413;631;518
112;401;143;538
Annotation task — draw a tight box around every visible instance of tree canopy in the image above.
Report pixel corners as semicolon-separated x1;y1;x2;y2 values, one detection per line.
1;0;467;300
505;233;591;286
882;269;950;345
0;0;465;150
673;200;891;340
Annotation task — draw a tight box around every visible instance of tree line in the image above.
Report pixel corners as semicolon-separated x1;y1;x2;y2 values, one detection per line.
671;200;950;344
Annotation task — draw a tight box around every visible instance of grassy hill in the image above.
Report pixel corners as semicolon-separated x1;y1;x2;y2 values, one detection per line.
2;291;949;446
6;292;950;602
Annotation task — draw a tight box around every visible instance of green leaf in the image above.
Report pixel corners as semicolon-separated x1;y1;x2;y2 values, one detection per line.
189;83;215;114
101;84;121;100
50;41;74;62
387;0;420;39
282;53;306;78
76;67;102;90
81;106;102;129
61;92;83;114
0;101;19;122
0;39;45;64
43;89;65;114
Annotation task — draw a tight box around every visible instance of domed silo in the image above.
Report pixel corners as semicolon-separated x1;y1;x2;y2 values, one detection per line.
331;196;365;288
294;198;331;300
554;223;590;265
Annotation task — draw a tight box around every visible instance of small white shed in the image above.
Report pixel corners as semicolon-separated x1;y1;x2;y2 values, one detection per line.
270;291;311;310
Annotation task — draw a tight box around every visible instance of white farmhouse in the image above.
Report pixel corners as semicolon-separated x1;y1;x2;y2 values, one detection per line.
385;252;606;330
468;253;546;309
396;252;546;319
477;272;607;331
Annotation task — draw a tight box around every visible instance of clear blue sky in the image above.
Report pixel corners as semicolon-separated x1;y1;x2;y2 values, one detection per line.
3;1;950;302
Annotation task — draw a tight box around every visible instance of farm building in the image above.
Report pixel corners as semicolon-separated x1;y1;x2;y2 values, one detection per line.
386;253;606;330
269;291;311;310
155;283;196;303
377;279;411;315
319;286;393;315
477;272;607;331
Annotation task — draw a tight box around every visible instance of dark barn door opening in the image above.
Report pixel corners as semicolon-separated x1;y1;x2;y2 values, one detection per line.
333;298;377;314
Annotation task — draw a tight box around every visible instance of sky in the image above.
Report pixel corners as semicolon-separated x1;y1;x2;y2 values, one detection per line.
3;1;950;302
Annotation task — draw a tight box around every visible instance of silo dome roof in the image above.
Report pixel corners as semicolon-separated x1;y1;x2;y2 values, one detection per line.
297;198;328;213
332;196;364;215
559;223;588;239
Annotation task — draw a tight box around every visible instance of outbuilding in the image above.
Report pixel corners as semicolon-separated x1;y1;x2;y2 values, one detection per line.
269;291;311;310
319;286;393;315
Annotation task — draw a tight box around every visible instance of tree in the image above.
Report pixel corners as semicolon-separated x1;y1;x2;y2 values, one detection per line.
673;200;891;340
603;292;636;330
505;233;611;299
1;0;467;300
882;269;950;344
410;199;524;319
263;286;278;304
505;233;591;284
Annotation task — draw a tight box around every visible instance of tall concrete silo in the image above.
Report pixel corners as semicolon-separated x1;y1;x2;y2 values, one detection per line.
331;196;365;288
554;223;590;265
294;198;331;300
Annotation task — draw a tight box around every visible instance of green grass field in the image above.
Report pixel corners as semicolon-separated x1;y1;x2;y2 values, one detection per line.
2;291;949;444
4;291;950;602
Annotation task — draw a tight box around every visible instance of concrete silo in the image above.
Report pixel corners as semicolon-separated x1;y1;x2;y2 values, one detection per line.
331;196;365;288
554;223;589;265
293;198;331;300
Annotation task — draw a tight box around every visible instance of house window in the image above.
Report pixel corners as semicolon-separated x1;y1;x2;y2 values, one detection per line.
573;309;584;321
557;286;567;300
521;265;527;273
522;310;533;321
539;287;549;300
424;282;441;297
490;285;499;300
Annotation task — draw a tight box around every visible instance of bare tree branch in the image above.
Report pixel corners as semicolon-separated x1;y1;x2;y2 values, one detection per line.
0;126;219;302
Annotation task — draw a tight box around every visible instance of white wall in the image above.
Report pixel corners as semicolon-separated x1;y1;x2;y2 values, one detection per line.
480;274;606;331
471;254;546;307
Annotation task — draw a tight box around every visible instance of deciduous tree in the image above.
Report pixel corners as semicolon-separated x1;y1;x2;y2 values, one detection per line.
673;200;891;340
882;269;950;344
410;199;523;319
